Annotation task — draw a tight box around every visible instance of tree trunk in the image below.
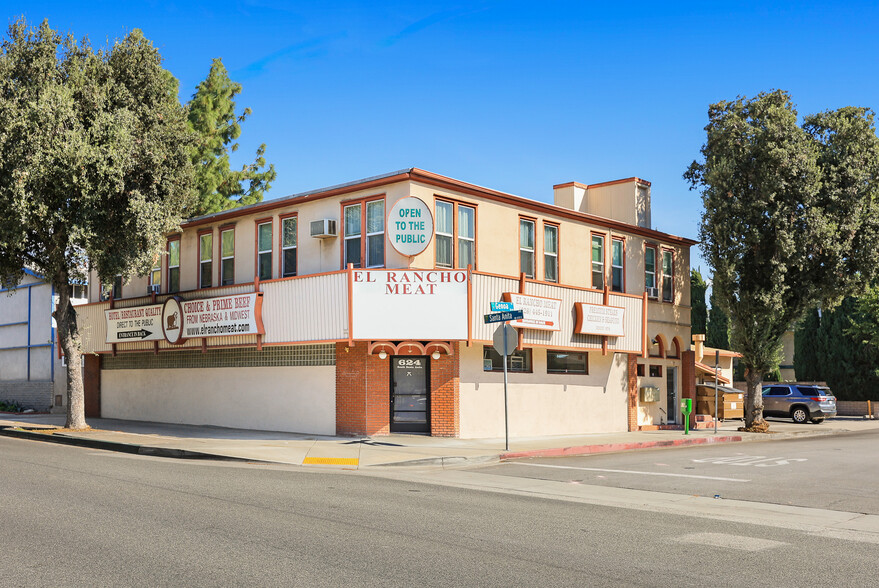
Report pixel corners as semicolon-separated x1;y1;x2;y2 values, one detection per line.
54;278;87;430
743;367;767;431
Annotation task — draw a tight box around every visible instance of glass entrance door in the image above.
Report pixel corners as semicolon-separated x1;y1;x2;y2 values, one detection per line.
391;356;430;433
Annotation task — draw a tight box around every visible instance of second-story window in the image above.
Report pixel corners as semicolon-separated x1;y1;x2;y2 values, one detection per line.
282;216;297;277
101;275;123;301
199;232;212;289
344;199;384;269
257;221;272;281
645;246;657;298
591;234;605;290
611;238;624;292
149;258;161;292
662;249;673;302
221;228;234;285
168;238;180;293
519;219;535;278
435;200;476;269
457;204;475;269
344;203;361;268
435;201;453;268
544;224;558;283
366;200;384;268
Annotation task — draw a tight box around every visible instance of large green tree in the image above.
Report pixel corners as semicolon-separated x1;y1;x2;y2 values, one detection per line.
187;58;276;217
0;19;194;429
690;269;707;335
686;90;879;430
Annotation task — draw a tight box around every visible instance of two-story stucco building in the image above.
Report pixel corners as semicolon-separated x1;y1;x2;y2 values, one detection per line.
76;168;697;438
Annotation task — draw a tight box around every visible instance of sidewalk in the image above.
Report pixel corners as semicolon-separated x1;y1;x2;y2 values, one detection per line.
2;413;877;469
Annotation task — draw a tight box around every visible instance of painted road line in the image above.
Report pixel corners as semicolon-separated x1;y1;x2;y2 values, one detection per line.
302;457;359;466
511;462;750;482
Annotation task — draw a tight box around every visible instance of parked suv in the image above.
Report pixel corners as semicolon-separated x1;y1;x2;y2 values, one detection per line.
761;384;837;424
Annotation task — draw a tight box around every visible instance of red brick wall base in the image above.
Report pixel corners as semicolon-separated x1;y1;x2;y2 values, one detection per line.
334;342;460;437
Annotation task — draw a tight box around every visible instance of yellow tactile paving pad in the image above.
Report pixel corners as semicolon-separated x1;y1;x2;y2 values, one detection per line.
302;457;359;466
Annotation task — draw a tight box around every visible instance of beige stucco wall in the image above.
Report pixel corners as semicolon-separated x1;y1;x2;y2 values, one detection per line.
101;366;336;434
458;345;629;438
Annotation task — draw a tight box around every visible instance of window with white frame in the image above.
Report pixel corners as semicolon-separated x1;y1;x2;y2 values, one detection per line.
519;219;535;278
591;234;605;289
257;221;272;281
220;228;234;286
544;224;558;283
366;200;384;268
662;249;673;302
344;203;361;268
149;258;161;291
457;204;475;269
168;239;180;293
199;232;212;289
282;216;297;277
611;238;624;292
645;246;657;297
435;201;453;268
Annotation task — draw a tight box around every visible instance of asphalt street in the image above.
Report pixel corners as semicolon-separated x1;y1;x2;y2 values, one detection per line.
475;429;879;514
2;435;878;587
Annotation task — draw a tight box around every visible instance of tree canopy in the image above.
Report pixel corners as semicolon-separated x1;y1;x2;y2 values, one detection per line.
685;90;879;429
705;289;730;351
690;269;707;335
187;58;276;217
0;18;194;428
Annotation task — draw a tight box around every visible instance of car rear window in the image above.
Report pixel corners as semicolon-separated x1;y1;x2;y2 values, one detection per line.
797;386;834;397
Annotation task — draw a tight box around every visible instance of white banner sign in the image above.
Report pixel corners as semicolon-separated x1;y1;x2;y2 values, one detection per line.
502;292;562;331
174;293;265;342
105;304;165;344
351;270;468;340
574;302;626;337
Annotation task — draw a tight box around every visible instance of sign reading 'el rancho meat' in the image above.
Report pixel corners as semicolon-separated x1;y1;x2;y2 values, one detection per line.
502;292;562;331
351;269;468;340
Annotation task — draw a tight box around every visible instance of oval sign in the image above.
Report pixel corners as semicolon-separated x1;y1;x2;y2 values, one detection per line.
161;296;186;345
387;196;434;256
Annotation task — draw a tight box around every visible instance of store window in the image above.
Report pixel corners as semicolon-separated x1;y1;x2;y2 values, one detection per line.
611;238;624;292
544;224;558;283
199;232;212;289
645;246;657;298
591;234;605;289
547;351;587;374
636;363;645;377
167;238;180;293
483;346;532;373
281;215;297;278
435;199;475;269
220;228;235;286
649;365;662;378
519;219;535;278
344;199;384;268
662;249;673;302
257;221;272;281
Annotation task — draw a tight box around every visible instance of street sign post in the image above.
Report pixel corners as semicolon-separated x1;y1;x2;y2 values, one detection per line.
483;310;524;324
490;301;514;312
492;322;518;451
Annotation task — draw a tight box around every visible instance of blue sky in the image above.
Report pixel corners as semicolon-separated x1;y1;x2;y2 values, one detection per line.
8;1;879;275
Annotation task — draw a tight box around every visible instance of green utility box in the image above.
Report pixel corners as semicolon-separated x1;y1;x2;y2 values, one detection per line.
681;398;693;435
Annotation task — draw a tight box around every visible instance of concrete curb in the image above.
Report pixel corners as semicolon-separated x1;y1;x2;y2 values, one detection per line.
500;435;745;460
376;454;502;468
0;426;265;463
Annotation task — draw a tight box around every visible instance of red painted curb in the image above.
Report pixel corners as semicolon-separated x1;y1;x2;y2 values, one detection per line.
500;435;744;460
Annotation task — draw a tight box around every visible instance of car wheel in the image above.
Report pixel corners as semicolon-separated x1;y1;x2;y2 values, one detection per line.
810;418;825;424
791;407;809;424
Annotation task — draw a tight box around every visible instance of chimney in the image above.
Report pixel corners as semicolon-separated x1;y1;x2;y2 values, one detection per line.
553;182;587;212
692;333;705;363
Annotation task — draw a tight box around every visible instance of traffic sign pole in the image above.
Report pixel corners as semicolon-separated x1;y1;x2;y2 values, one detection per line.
503;322;510;451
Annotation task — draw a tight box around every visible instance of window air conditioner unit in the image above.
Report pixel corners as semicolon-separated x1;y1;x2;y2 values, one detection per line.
310;219;337;238
646;287;658;298
148;284;161;294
